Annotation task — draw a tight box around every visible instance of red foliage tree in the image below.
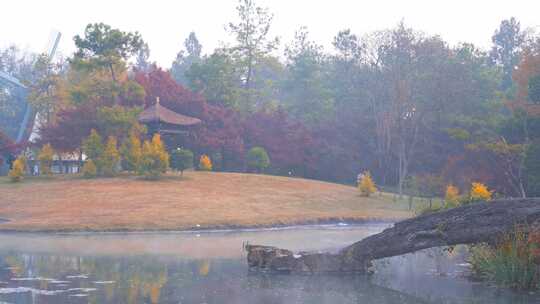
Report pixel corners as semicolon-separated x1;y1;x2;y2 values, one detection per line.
309;122;366;183
135;68;245;170
244;109;315;176
0;130;30;172
0;130;19;168
38;103;99;152
0;131;17;154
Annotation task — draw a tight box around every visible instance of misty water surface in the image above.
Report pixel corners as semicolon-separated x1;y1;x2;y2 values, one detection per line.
0;224;538;304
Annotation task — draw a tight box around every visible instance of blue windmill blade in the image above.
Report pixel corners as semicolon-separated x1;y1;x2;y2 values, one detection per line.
0;31;61;144
0;71;29;143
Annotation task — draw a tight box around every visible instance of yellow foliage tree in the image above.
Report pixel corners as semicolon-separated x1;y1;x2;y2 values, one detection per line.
140;134;169;179
358;171;377;197
444;184;460;208
82;159;97;178
151;134;169;174
38;143;55;176
100;136;121;177
120;131;142;173
8;156;26;182
82;129;104;170
199;154;212;171
470;182;492;202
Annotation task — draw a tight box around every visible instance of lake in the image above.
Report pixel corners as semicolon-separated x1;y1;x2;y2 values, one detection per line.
0;224;538;303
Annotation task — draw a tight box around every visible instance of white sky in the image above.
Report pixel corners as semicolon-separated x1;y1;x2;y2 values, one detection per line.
1;0;539;67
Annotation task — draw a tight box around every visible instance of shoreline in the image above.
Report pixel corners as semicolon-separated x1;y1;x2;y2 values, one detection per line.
0;218;397;235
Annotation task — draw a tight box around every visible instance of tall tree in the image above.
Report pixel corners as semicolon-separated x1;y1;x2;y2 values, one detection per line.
28;54;64;127
490;17;525;90
135;42;152;72
73;23;144;83
282;27;332;125
170;32;202;86
185;51;241;107
227;0;279;112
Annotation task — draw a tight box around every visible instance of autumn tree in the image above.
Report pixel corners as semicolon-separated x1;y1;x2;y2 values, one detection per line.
504;43;540;196
136;68;245;170
140;134;169;179
8;156;25;182
244;109;314;176
82;159;97;178
444;184;460;208
120;131;143;173
199;154;212;171
358;171;377;197
0;131;16;170
100;136;121;177
39;38;146;153
82;129;104;172
467;140;527;197
38;143;55;176
470;182;493;202
27;17;540;198
39;103;100;152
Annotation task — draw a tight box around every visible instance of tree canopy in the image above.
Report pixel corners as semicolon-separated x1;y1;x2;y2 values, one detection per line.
3;8;540;198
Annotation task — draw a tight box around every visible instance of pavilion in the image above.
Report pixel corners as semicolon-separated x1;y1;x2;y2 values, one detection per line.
138;97;202;147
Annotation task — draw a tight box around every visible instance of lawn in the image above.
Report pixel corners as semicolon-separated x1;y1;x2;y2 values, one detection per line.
0;172;417;232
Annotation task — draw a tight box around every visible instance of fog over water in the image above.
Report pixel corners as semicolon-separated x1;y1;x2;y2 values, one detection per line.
0;224;538;303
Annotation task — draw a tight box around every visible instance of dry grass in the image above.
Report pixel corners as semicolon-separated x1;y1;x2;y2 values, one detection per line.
0;172;413;232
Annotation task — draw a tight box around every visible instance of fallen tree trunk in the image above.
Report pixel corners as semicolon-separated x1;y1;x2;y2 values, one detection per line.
246;198;540;274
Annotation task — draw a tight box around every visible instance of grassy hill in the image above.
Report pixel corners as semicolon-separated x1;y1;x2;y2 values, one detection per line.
0;172;414;232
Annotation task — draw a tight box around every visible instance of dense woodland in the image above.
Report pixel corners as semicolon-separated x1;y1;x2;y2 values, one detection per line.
1;0;540;198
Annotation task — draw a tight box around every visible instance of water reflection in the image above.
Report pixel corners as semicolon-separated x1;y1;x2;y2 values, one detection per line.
0;225;537;304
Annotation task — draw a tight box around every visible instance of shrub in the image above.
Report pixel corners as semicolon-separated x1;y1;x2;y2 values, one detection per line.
358;171;377;197
38;143;55;176
199;154;212;171
140;134;169;179
247;147;270;173
120;132;142;173
470;182;492;202
82;159;97;178
470;228;540;290
8;156;25;182
444;184;460;208
170;148;194;176
100;136;121;177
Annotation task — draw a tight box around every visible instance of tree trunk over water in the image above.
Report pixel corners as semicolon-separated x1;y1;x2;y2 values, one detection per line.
246;198;540;274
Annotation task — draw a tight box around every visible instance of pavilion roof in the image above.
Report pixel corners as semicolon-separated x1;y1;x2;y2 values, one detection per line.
138;102;202;126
